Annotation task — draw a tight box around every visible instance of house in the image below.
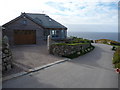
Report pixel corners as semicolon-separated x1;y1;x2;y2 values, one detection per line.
2;13;67;46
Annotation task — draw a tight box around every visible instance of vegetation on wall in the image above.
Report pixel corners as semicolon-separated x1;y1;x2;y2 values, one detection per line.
69;36;92;43
54;42;89;46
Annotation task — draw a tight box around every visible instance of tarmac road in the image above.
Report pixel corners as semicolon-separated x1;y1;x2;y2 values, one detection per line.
3;43;118;88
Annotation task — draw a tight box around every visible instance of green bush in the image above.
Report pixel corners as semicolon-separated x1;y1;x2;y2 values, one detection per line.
112;47;120;68
54;43;67;45
112;46;116;51
69;37;91;44
115;63;120;68
54;43;88;46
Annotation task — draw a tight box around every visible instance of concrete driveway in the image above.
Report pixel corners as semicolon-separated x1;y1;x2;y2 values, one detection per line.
3;43;118;88
11;44;65;70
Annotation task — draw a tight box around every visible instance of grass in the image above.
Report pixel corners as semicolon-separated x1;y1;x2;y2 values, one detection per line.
95;39;120;46
54;43;89;46
70;37;91;43
112;45;120;48
54;36;91;46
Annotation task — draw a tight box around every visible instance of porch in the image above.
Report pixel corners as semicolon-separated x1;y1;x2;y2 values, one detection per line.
44;29;67;40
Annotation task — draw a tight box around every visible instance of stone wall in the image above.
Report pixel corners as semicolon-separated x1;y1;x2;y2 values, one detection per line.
50;43;91;56
2;36;13;73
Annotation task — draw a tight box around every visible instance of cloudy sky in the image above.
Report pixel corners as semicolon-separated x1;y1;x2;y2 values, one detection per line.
0;0;119;32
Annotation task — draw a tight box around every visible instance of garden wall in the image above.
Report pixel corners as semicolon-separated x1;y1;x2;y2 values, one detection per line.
50;43;91;56
2;36;13;73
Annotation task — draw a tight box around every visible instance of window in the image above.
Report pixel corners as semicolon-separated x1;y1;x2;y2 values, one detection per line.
49;19;52;22
51;30;54;35
61;30;65;38
51;30;56;35
51;30;57;37
61;30;64;33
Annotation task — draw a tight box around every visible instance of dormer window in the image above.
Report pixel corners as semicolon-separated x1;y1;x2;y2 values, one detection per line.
49;19;52;22
23;20;27;25
23;16;26;18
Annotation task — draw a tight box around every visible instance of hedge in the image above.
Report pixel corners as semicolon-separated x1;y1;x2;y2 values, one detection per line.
54;43;89;46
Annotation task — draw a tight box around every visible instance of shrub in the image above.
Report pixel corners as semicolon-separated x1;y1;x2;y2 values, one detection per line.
112;46;116;51
115;63;120;68
54;43;89;46
113;47;120;68
113;53;120;64
111;42;120;46
68;37;91;44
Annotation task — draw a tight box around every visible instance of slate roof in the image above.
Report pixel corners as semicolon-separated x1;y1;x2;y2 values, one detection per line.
25;13;67;29
3;13;67;30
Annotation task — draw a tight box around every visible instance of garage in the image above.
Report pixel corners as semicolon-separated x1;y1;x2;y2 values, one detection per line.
14;30;36;45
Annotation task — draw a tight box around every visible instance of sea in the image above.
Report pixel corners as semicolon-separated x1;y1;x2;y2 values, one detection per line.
67;32;120;42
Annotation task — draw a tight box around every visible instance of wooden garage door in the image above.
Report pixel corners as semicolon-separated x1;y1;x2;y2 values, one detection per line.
14;30;36;45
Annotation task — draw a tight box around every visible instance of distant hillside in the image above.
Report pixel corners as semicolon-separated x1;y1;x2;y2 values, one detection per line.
95;39;120;46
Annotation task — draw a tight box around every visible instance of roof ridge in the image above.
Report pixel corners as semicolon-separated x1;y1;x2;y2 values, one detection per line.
25;13;45;15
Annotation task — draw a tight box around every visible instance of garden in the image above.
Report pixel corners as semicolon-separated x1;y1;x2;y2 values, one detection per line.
50;37;95;59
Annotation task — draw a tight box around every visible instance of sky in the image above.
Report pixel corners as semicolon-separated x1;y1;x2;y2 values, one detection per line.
0;0;119;32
